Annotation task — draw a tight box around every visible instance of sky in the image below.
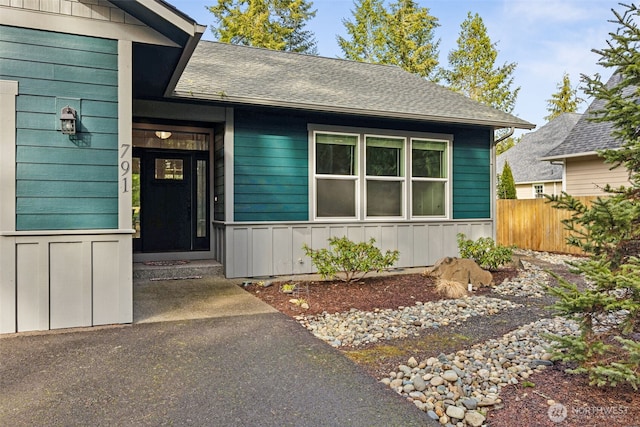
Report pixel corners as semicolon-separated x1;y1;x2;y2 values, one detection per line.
168;0;623;136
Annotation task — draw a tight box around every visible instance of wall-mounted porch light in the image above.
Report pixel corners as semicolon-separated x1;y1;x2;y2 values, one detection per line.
60;106;77;135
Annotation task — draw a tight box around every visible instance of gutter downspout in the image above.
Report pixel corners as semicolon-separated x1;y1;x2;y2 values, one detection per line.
494;127;515;145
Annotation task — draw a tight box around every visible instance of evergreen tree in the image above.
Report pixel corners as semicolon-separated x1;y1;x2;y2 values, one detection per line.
338;0;440;80
443;12;519;113
382;0;440;80
338;0;387;63
546;3;640;390
544;72;584;121
497;161;516;199
208;0;318;54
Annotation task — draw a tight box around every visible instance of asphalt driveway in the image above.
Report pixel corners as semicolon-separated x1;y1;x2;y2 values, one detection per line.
0;311;435;426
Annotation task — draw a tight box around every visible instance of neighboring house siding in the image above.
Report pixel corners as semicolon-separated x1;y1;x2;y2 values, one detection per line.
514;181;562;199
0;25;118;230
234;110;309;221
452;129;491;219
565;155;630;196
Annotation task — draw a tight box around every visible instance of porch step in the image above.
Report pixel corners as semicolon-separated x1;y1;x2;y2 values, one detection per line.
133;259;224;281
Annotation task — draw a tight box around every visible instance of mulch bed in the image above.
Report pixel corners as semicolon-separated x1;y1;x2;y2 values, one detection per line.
244;269;516;317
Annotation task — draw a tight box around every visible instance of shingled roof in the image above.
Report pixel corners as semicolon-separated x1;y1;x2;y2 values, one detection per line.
542;73;624;160
173;41;534;130
497;113;581;183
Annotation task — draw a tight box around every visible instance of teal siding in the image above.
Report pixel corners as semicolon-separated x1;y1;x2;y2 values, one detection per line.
0;25;118;230
232;109;494;222
234;111;309;221
452;129;492;219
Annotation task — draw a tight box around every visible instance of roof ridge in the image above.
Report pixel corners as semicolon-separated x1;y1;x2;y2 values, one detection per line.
198;39;411;71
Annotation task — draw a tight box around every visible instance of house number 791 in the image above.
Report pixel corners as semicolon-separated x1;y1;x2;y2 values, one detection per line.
120;143;131;193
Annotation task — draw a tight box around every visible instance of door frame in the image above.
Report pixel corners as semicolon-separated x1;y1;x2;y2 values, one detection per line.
132;123;215;262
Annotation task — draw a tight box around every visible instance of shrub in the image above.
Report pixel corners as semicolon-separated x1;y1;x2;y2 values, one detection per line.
497;161;517;199
456;233;514;270
302;237;399;283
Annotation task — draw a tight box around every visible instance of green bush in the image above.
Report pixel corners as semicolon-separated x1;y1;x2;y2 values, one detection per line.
456;233;514;270
302;237;399;283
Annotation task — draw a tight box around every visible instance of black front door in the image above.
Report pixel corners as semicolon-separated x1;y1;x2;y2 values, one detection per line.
134;149;210;253
141;152;192;252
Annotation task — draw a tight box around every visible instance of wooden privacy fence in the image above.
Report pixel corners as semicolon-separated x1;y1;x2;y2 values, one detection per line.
496;197;596;255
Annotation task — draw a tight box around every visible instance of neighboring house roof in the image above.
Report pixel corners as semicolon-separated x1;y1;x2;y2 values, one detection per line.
174;41;535;130
497;113;581;183
542;73;625;160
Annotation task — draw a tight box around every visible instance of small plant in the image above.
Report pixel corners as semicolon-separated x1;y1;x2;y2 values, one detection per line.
280;283;297;294
289;298;309;309
521;381;536;388
302;237;399;283
456;233;514;270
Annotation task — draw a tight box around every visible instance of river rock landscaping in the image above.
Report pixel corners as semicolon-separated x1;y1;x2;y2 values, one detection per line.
244;251;639;426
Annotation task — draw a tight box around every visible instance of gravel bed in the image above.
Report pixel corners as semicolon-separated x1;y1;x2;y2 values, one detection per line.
297;296;522;348
516;249;584;265
383;316;580;426
491;261;550;297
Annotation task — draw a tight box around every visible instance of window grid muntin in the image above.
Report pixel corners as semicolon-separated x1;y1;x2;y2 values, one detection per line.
533;184;544;198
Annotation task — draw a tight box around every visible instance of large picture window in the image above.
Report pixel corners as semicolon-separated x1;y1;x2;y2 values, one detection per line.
312;129;450;220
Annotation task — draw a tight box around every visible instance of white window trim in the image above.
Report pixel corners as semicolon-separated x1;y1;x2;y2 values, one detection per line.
310;130;361;221
309;124;452;221
410;137;451;219
364;134;407;219
533;183;544;198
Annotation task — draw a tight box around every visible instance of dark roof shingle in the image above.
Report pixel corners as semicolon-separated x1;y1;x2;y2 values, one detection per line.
543;73;625;159
497;113;580;183
174;41;534;129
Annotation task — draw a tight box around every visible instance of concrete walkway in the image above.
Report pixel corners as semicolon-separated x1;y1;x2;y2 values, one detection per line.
133;276;278;323
1;277;435;426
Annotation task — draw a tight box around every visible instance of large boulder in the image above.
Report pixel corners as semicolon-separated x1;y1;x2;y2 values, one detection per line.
425;257;493;287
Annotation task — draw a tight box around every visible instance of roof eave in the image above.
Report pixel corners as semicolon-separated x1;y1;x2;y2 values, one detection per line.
172;91;535;130
540;151;598;161
136;0;202;36
516;179;563;185
164;24;206;97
